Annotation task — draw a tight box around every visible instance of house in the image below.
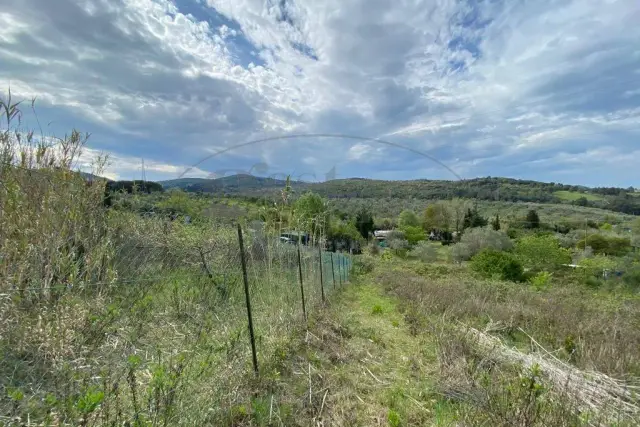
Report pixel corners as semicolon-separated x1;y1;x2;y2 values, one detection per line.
374;230;394;247
280;231;310;245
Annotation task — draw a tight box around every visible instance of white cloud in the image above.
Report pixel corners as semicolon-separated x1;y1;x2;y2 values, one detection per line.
1;0;639;184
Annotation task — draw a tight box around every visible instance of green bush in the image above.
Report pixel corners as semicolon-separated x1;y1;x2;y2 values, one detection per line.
515;235;571;272
574;255;617;282
470;249;524;282
451;228;513;262
408;241;438;262
353;255;376;275
622;266;640;290
577;234;631;256
401;225;426;245
529;271;553;291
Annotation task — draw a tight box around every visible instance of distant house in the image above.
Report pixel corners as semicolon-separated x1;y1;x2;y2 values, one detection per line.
374;230;394;247
280;231;310;245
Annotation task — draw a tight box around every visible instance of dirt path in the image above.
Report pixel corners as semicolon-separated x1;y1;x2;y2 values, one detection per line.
266;281;458;426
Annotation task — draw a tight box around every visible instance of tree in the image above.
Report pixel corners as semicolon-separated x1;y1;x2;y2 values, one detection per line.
294;192;327;240
577;234;632;256
402;226;426;245
451;228;513;262
398;209;420;228
327;219;362;251
409;241;438;262
492;214;501;231
375;217;396;230
514;235;571;272
525;209;540;229
447;198;470;234
470;249;524;282
423;203;450;231
463;206;488;229
387;231;409;256
354;208;375;239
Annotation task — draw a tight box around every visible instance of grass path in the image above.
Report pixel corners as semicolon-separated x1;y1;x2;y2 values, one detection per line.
264;281;458;426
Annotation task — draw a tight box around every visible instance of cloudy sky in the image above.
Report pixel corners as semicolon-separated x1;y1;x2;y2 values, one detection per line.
1;0;639;186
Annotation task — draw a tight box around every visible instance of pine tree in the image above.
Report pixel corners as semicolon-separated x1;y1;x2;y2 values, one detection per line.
492;214;501;231
525;209;540;229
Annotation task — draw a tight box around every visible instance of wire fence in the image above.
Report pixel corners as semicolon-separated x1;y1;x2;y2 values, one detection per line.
0;166;353;426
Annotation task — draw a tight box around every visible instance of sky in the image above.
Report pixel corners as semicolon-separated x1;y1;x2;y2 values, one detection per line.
1;0;639;187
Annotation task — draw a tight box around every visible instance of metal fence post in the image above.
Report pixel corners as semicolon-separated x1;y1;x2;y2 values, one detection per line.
237;224;259;376
297;243;307;321
330;252;336;290
318;245;325;303
343;254;347;282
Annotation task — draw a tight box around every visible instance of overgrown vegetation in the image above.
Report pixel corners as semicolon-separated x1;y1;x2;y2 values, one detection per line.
0;96;352;426
2;91;639;426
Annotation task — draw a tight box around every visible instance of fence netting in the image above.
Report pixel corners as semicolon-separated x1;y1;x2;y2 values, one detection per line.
0;166;351;426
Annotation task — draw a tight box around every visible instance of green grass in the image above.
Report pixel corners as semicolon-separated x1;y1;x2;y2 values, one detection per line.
554;190;604;201
251;279;459;426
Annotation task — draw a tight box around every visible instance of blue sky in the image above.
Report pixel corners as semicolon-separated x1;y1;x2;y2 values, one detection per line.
1;0;639;186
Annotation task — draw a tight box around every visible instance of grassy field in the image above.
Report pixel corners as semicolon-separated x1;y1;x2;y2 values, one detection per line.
229;252;640;426
554;190;604;202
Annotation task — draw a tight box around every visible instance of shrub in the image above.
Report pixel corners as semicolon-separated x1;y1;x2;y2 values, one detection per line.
515;235;571;272
451;228;513;262
574;255;617;283
353;255;376;275
529;271;553;291
408;241;439;263
622;266;640;290
387;231;410;256
470;249;524;282
577;233;632;256
401;225;425;245
368;241;381;255
398;209;420;228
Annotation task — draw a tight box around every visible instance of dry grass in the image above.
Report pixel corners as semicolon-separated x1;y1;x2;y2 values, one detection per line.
379;261;640;377
1;96;351;426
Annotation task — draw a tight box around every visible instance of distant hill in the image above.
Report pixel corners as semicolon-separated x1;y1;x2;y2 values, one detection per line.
159;175;640;215
160;174;295;194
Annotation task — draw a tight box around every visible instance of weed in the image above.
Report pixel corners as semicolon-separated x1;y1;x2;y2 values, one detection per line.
387;408;401;427
372;304;384;315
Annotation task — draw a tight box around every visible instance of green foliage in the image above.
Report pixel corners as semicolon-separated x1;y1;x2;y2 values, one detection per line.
372;304;384;315
387;409;401;427
525;209;541;229
408;241;439;263
294;192;327;237
423;203;450;231
355;208;375;239
463;206;488;229
529;271;553;291
451;228;513;262
492;214;501;231
375;217;396;230
600;222;613;231
401;226;425;245
398;209;420;228
353;255;376;275
387;231;410;256
470;249;524;282
156;189;210;219
574;255;617;282
622;266;640;290
577;234;632;256
515;235;571;272
75;387;105;415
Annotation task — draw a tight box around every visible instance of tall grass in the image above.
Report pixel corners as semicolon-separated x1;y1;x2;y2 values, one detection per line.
0;96;349;426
